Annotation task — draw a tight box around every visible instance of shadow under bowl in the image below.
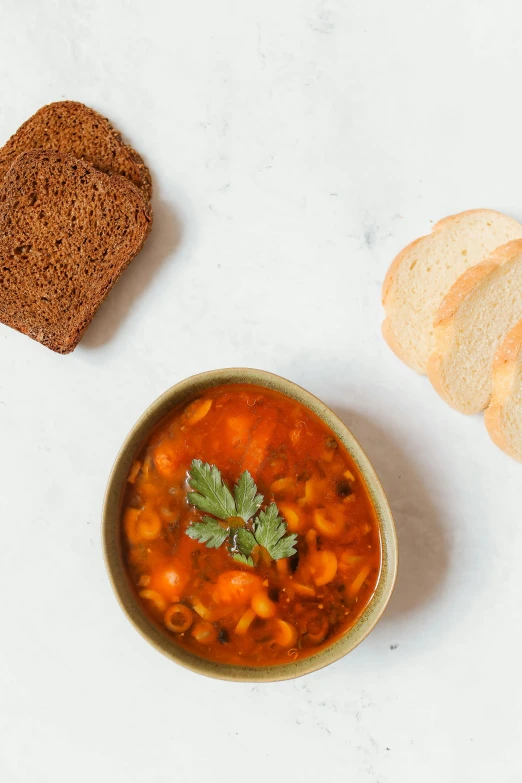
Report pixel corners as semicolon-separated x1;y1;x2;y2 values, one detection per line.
103;368;398;682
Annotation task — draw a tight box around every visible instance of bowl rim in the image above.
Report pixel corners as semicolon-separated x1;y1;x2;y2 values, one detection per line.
102;368;398;682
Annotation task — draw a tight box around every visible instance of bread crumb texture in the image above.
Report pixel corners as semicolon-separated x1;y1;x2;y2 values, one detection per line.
0;151;151;353
427;240;522;414
382;210;522;373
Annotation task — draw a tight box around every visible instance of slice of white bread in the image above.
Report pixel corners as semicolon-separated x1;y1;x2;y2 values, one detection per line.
427;239;522;414
484;320;522;461
382;210;522;373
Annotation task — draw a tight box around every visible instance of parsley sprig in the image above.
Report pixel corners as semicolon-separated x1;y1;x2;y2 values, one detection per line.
185;459;297;564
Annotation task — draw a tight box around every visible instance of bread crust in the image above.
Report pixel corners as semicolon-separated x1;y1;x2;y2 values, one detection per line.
381;235;429;307
427;239;522;414
0;101;152;207
432;259;501;328
381;234;437;373
431;208;509;233
484;319;522;461
381;317;412;366
492;318;522;366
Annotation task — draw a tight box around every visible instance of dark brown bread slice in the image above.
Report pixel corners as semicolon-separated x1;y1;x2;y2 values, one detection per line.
0;101;152;205
0;150;152;353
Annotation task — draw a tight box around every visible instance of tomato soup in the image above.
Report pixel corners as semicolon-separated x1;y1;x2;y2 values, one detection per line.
121;383;381;666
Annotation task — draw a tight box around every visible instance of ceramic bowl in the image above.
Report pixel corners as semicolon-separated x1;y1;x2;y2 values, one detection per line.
103;368;397;681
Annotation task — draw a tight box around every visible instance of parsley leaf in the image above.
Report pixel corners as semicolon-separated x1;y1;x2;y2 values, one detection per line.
185;517;228;548
232;553;254;567
253;503;297;560
233;470;263;522
234;527;257;557
185;463;297;564
187;459;236;520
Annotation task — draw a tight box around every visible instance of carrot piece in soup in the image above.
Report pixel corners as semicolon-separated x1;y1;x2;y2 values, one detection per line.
153;441;183;478
135;481;161;501
213;570;262;605
184;398;213;426
241;413;278;474
227;415;255;446
149;562;189;602
289;424;304;445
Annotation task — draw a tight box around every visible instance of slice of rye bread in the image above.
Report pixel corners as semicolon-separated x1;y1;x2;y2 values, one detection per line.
427;239;522;414
484;319;522;461
0;101;152;206
0;150;152;354
382;210;522;374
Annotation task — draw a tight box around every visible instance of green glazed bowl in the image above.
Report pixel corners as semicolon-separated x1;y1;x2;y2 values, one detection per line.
103;368;397;682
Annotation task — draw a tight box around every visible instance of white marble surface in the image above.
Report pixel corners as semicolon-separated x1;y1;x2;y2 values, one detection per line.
0;1;521;780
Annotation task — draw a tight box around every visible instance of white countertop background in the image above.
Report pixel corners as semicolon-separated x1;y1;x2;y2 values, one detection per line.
0;1;521;781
